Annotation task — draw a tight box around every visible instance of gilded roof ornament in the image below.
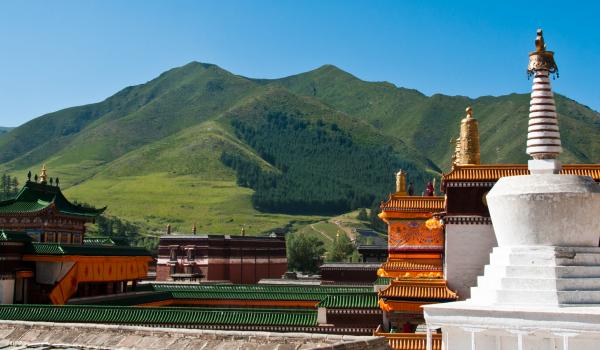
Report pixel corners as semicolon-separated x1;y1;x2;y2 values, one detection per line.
528;29;558;78
39;164;48;184
395;170;407;195
452;106;481;166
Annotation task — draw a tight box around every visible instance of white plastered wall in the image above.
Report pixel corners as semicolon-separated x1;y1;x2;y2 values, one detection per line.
444;223;497;299
0;279;15;304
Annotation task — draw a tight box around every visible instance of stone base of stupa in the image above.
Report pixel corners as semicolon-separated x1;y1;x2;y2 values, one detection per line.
424;302;600;349
424;245;600;350
423;174;600;349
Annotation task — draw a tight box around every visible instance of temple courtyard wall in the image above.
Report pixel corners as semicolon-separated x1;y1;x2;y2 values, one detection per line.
0;320;391;350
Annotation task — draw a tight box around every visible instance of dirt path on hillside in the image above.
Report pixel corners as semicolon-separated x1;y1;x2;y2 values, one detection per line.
331;220;356;241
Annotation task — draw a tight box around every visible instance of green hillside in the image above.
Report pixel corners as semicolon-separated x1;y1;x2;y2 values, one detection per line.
1;62;599;239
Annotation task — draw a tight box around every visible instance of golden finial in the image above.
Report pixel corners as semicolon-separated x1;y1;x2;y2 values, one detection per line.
192;223;197;235
241;226;246;236
535;29;546;53
528;28;558;78
39;164;48;184
457;107;480;165
166;224;171;235
466;106;473;118
395;170;407;195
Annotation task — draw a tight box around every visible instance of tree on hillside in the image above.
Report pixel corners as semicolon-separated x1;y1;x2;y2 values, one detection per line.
356;208;368;221
287;233;325;273
0;173;19;200
368;202;387;233
326;232;355;262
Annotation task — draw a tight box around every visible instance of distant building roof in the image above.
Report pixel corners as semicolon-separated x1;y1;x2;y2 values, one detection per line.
25;242;152;257
320;263;381;271
159;234;284;240
0;181;105;219
379;195;444;213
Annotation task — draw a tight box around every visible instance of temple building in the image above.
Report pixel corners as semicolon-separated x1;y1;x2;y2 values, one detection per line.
376;169;458;337
0;167;151;304
156;233;287;283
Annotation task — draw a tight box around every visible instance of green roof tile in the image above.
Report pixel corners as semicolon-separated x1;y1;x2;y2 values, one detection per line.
0;181;105;219
0;305;317;327
27;242;152;256
318;293;379;309
374;277;393;286
0;230;32;242
150;283;372;294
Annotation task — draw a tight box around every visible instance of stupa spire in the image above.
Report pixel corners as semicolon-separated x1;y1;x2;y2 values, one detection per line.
526;29;562;173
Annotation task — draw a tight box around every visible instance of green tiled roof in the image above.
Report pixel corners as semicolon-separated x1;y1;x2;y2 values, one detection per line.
27;242;152;257
318;293;378;309
83;237;116;246
170;291;332;301
374;277;393;286
69;292;173;306
0;230;32;242
0;305;317;327
150;283;373;294
0;181;105;219
96;283;378;307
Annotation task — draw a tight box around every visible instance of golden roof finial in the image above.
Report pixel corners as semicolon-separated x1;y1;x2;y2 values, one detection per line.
192;223;197;235
395;169;407;195
39;164;48;184
456;107;481;165
466;106;473;118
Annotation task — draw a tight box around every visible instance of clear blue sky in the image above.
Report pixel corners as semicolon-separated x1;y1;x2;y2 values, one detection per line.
1;0;599;127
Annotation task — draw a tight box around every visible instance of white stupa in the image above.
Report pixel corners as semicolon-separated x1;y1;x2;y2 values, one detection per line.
423;30;600;350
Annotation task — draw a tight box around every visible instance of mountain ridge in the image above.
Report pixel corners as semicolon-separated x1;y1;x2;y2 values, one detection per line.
0;61;598;236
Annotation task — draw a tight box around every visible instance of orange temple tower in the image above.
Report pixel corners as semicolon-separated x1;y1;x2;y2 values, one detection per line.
376;170;457;334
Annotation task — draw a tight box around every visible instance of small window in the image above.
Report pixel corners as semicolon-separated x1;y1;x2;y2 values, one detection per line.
59;233;71;244
169;248;177;262
72;234;82;245
186;248;195;261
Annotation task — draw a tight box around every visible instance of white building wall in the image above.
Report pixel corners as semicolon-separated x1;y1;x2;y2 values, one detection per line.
0;279;15;304
438;326;600;350
444;223;497;299
36;261;74;285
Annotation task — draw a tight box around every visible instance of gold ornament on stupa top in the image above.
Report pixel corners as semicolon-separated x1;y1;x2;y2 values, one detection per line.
39;164;48;184
457;106;481;165
395;169;407;195
528;29;558;78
